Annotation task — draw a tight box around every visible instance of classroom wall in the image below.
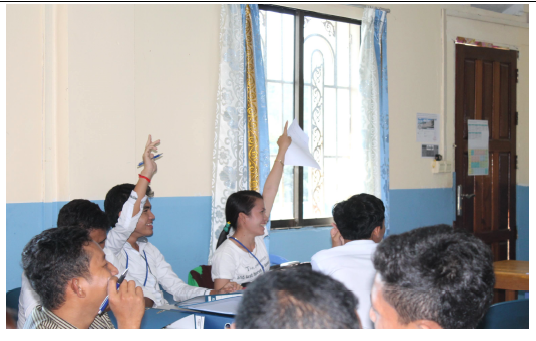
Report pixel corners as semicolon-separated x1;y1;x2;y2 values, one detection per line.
6;4;529;291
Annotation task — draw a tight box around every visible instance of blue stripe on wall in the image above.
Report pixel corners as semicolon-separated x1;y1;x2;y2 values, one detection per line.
516;185;529;261
5;187;529;291
6;197;212;292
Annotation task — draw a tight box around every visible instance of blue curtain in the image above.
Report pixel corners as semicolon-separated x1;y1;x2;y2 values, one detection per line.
373;9;390;235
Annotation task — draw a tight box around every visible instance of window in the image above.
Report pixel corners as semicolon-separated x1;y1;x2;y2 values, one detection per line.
259;5;362;228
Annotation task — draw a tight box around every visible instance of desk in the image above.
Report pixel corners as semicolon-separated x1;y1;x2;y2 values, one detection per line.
493;260;529;301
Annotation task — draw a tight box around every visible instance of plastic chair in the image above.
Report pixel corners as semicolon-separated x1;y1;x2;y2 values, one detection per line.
188;265;215;289
269;254;289;266
476;299;529;329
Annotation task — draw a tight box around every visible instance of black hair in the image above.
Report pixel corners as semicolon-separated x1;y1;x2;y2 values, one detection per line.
57;199;110;232
235;267;361;329
332;193;385;240
216;190;263;249
104;183;153;228
22;226;93;311
373;224;495;329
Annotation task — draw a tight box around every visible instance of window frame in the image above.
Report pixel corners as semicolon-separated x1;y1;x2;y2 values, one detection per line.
259;4;362;229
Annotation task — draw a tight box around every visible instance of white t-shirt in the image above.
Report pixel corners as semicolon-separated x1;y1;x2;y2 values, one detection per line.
311;240;378;329
211;228;270;285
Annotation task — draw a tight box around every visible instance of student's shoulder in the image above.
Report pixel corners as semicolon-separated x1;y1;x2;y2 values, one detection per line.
213;240;240;260
312;246;345;262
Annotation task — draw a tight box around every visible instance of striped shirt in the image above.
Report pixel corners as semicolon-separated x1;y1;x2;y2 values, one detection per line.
24;305;115;329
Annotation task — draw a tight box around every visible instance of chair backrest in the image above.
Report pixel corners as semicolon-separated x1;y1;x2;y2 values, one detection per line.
6;287;21;312
188;265;214;289
477;299;529;329
269;254;289;266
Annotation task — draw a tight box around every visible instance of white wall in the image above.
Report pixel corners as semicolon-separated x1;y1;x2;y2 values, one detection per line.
6;3;529;203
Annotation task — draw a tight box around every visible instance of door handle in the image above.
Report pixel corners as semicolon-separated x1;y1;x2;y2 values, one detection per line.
457;185;475;216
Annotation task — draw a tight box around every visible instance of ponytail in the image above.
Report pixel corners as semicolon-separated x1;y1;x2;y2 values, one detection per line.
215;190;263;249
216;222;232;249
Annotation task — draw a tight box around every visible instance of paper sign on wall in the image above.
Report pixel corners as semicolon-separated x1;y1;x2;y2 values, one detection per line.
416;113;440;143
468;119;489;176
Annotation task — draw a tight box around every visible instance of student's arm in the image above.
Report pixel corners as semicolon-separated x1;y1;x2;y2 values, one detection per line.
104;135;160;256
211;251;243;291
132;134;159;217
262;122;292;218
108;278;145;329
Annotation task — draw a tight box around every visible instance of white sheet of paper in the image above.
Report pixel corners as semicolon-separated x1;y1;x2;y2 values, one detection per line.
468;120;489;150
284;119;321;169
416;113;440;143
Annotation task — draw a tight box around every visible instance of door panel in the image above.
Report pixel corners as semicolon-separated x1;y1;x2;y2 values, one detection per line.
454;44;517;270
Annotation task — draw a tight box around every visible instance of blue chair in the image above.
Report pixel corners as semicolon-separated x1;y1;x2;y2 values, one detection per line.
269;254;289;266
6;287;21;323
477;299;529;329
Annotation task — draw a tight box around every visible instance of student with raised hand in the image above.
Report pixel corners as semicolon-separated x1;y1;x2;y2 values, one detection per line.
104;135;240;308
17;199;114;329
310;193;386;329
211;122;292;290
22;226;145;329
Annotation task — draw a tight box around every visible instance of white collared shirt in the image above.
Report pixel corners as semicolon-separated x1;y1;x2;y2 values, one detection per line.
311;240;378;329
105;191;209;307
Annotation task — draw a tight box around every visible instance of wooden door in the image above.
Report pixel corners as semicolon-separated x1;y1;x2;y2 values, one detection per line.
454;45;517;270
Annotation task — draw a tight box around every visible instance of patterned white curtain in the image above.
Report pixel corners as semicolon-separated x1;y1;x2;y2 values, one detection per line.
209;4;248;263
357;8;382;199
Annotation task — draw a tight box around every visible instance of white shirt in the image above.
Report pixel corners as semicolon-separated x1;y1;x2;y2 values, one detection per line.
311;240;378;329
211;228;270;285
105;191;209;307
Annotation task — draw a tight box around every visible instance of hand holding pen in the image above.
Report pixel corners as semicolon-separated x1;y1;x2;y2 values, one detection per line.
103;269;145;329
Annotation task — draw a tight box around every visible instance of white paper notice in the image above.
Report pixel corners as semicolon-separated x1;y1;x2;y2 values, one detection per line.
468;119;489;150
416;113;440;143
468;119;489;176
284;119;321;169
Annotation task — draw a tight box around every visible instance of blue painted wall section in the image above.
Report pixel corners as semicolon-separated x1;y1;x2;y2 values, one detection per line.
389;188;455;235
5;187;529;291
516;185;529;261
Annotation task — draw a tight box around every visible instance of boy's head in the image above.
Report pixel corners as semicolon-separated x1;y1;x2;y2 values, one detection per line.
235;268;361;329
370;224;495;329
57;199;110;248
22;227;118;312
332;193;385;242
104;184;155;238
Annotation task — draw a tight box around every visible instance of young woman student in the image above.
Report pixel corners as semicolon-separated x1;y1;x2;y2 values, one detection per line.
211;123;292;290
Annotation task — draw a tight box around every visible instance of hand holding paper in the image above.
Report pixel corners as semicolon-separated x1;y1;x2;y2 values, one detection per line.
284;119;321;169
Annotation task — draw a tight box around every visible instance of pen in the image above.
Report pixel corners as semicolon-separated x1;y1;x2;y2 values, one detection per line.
97;268;129;316
137;153;163;168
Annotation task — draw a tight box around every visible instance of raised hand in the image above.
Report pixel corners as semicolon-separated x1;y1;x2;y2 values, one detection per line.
140;134;160;180
108;277;145;329
277;121;292;153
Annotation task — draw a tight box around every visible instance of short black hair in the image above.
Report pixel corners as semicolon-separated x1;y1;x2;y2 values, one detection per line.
332;193;385;240
235;267;361;329
373;224;495;329
104;183;153;228
57;199;110;232
22;227;93;310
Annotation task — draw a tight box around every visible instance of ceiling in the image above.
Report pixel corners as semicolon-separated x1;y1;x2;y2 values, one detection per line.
470;4;526;16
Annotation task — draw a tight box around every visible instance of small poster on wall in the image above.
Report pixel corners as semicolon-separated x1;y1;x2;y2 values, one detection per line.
416;113;440;143
468;119;489;176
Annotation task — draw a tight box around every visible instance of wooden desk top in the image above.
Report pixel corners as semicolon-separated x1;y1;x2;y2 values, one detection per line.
494;260;529;291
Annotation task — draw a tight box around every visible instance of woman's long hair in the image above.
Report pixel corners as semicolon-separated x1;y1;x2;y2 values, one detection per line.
216;190;263;249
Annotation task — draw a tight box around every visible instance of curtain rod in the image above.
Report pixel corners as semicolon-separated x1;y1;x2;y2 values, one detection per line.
348;4;391;14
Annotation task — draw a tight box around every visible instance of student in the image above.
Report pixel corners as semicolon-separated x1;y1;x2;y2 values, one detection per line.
233;267;361;329
211;123;292;290
370;224;495;329
310;193;385;329
22;226;145;329
104;135;239;308
17;199;113;329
